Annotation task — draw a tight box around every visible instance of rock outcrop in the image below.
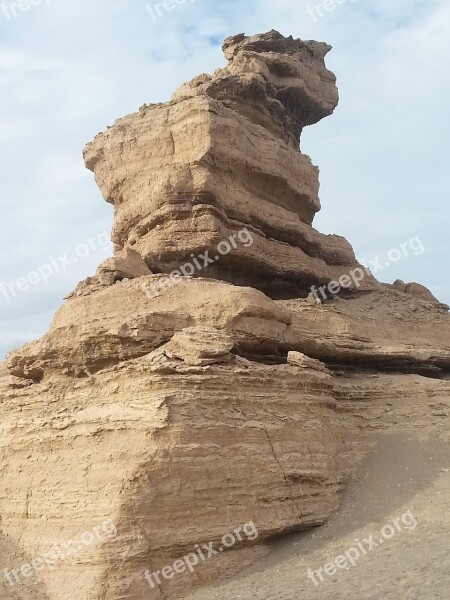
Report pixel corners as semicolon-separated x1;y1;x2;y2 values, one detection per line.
66;247;152;299
83;30;378;298
392;278;446;307
1;30;449;600
7;278;450;382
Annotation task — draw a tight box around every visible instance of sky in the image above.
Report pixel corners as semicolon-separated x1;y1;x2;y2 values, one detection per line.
0;0;449;360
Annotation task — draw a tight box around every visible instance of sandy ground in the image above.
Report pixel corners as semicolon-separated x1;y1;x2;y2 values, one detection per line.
184;432;450;600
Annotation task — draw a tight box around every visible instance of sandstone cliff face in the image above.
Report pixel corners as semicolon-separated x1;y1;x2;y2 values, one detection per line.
83;30;376;298
1;31;449;600
7;278;450;382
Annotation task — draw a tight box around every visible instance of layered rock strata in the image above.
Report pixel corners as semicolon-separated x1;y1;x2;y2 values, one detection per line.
83;30;377;297
1;30;449;600
8;278;450;381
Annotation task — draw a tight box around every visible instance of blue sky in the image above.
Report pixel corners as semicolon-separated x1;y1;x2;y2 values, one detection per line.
0;0;449;360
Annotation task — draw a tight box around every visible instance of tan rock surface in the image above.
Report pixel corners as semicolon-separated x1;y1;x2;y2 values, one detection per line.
8;279;450;381
1;29;449;600
0;350;352;599
392;278;446;307
83;31;376;297
287;351;330;373
186;428;450;600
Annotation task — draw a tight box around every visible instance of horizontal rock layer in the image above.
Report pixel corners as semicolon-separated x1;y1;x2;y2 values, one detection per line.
2;352;449;599
7;278;450;381
1;349;352;599
2;29;449;600
83;31;372;297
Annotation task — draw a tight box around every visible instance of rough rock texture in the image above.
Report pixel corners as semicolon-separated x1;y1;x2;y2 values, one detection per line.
392;278;446;307
1;30;449;600
8;278;450;381
0;351;351;599
83;30;378;298
66;247;152;299
287;351;331;373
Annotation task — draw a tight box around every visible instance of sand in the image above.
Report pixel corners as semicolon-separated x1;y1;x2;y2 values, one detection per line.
184;432;450;600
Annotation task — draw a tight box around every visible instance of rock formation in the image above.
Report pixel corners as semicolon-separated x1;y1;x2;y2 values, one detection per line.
1;30;449;600
83;30;378;298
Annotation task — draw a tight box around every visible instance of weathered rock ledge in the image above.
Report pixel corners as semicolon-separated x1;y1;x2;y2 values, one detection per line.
83;30;375;298
1;30;449;600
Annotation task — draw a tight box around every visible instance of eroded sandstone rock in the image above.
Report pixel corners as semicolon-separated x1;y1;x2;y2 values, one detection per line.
393;278;446;307
8;278;450;381
164;326;235;365
2;29;449;600
83;31;376;298
66;247;152;299
287;351;330;373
